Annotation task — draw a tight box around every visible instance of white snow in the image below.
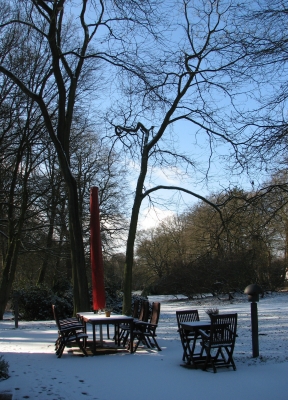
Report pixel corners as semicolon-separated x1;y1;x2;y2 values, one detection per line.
1;292;288;399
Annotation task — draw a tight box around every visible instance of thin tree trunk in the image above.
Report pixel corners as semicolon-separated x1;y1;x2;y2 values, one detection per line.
0;237;22;319
0;153;29;319
37;203;56;285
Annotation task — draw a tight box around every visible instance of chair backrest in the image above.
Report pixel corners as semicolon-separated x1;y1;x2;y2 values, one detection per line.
150;302;161;325
138;300;149;322
132;299;140;319
176;310;199;330
210;313;237;344
52;304;61;330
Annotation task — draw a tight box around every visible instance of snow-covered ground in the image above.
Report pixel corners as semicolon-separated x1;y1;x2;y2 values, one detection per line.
1;292;288;399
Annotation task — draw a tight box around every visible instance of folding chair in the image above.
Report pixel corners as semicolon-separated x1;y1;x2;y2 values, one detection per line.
120;299;148;347
176;310;200;362
138;300;149;322
199;313;238;373
52;305;88;358
133;302;161;352
119;299;140;343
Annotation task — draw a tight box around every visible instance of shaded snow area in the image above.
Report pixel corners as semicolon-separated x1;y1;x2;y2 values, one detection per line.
1;292;288;399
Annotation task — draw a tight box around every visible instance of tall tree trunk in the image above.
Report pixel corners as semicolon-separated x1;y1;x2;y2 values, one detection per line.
39;103;91;314
123;196;143;315
122;145;148;315
65;167;90;315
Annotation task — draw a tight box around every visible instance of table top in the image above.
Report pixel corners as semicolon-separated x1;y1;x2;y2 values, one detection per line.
77;312;133;324
180;321;211;331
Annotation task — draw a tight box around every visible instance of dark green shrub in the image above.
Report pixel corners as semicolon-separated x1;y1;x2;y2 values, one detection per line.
0;355;9;380
11;284;73;320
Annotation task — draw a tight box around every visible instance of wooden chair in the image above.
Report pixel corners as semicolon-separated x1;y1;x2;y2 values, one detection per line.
119;299;140;342
52;305;88;358
176;310;200;362
138;300;149;322
199;313;238;373
132;299;140;319
133;302;161;352
120;299;147;346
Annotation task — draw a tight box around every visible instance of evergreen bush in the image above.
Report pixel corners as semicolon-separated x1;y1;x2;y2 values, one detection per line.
0;356;9;380
11;284;73;320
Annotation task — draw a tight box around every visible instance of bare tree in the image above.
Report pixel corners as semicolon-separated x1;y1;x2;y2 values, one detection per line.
114;0;249;314
230;0;288;174
0;88;47;319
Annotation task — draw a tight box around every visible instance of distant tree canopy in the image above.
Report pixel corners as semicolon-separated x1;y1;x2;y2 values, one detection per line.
134;182;288;297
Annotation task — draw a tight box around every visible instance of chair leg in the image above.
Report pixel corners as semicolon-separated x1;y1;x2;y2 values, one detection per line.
122;330;130;347
223;346;236;370
203;345;236;372
148;335;162;351
119;329;124;342
133;332;147;352
145;335;153;348
201;346;212;372
211;360;217;373
55;337;61;352
132;335;141;352
56;336;64;356
142;335;152;348
182;339;192;362
76;337;88;356
57;340;66;358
